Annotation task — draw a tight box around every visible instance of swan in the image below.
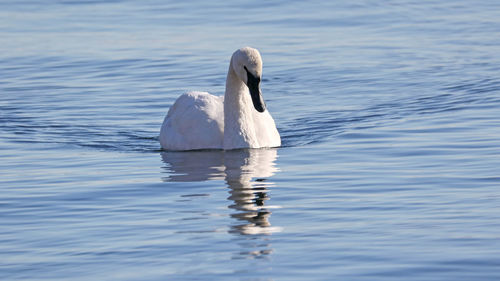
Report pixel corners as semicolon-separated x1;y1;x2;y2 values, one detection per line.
160;47;281;151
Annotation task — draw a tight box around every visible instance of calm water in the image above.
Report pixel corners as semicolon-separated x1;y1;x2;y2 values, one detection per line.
2;1;500;280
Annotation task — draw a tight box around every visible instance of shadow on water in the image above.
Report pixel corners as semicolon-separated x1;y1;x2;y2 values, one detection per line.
160;148;282;257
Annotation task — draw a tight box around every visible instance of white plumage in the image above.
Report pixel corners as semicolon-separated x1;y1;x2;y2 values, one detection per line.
160;47;281;151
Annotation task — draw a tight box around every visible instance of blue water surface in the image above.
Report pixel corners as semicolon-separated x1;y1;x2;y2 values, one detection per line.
1;1;500;280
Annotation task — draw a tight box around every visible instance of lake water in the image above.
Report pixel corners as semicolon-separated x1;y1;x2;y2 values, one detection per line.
1;0;500;280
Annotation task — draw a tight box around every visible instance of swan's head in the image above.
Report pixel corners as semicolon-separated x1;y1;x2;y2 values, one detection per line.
231;47;266;113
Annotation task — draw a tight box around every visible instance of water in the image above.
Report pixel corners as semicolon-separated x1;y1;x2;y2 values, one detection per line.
1;0;500;280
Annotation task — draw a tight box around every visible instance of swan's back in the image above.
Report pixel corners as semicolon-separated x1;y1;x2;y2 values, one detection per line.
160;91;224;150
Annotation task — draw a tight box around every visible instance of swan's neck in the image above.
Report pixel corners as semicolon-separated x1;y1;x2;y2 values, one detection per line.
223;61;258;149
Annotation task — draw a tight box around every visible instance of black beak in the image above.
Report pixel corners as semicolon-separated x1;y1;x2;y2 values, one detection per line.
244;66;266;113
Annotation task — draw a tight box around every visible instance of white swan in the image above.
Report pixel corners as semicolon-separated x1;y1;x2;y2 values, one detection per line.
160;47;281;151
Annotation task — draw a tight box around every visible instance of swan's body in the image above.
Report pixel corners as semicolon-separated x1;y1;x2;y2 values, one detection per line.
160;47;281;151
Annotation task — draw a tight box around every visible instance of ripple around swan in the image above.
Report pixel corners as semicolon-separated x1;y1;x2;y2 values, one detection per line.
280;75;500;147
2;48;500;152
2;78;499;152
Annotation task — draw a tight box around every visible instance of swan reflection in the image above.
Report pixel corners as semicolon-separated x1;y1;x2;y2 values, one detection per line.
161;148;281;236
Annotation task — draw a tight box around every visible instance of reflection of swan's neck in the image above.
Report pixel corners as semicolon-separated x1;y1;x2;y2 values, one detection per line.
226;174;257;211
224;61;257;149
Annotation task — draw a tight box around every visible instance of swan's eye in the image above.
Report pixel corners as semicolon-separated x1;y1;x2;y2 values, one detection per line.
244;66;259;79
243;65;260;84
